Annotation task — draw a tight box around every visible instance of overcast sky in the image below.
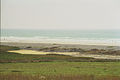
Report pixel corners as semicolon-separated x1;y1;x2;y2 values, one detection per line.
1;0;120;30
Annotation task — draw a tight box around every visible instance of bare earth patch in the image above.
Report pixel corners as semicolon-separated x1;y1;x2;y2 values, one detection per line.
8;50;120;60
8;50;79;56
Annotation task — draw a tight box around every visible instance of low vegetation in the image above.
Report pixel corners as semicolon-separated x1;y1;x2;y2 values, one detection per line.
87;49;120;55
0;45;119;63
0;45;120;80
0;45;20;52
38;46;120;55
0;62;120;80
1;73;120;80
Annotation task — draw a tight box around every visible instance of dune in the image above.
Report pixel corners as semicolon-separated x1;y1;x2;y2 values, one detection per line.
8;50;120;60
8;50;79;56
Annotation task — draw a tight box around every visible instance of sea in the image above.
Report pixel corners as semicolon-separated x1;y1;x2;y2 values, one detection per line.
1;29;120;46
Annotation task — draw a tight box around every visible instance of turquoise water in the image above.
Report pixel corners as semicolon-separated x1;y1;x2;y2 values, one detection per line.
1;29;120;45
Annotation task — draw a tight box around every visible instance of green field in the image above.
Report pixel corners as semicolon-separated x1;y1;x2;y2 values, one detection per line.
0;45;120;80
0;62;120;76
0;62;120;80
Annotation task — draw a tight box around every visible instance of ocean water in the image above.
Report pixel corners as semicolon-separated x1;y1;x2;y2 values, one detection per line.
1;29;120;46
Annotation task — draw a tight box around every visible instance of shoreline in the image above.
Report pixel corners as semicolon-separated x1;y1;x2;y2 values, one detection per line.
1;36;120;46
1;42;120;50
1;41;119;46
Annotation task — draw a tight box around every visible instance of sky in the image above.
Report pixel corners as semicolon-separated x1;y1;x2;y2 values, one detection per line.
1;0;120;30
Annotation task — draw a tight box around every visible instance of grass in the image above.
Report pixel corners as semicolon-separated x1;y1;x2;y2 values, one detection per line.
0;62;120;76
0;45;119;62
0;45;120;80
0;51;98;62
1;73;120;80
0;45;20;51
0;62;120;80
